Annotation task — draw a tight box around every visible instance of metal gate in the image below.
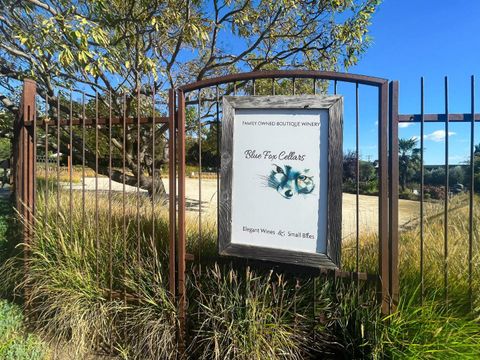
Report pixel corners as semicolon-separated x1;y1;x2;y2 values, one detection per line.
169;70;399;346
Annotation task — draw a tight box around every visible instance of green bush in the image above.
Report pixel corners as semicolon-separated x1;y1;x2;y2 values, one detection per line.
0;300;47;360
343;178;378;195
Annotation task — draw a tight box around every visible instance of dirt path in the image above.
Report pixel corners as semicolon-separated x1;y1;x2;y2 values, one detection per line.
162;177;420;238
72;177;420;239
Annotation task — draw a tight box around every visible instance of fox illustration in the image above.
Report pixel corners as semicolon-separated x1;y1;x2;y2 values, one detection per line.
265;164;315;199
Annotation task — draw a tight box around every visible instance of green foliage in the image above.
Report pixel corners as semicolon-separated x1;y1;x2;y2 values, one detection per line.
188;266;312;359
0;301;47;360
1;0;380;98
384;300;480;359
3;186;480;358
399;138;420;192
0;196;47;360
186;123;220;170
0;138;10;160
0;0;382;210
0;188;386;359
343;150;378;195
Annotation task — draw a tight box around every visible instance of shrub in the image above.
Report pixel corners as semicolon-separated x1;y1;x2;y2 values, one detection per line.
424;185;445;200
0;300;48;360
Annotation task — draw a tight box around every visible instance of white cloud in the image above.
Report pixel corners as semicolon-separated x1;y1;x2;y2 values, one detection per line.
410;130;455;143
398;123;414;128
424;130;455;142
448;155;468;163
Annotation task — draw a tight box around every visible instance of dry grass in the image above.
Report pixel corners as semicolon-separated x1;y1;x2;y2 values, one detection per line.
2;184;480;358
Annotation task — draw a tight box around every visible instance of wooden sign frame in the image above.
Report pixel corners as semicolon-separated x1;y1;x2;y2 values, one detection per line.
219;95;343;269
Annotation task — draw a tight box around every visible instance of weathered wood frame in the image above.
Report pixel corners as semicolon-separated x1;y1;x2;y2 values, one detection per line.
219;95;343;268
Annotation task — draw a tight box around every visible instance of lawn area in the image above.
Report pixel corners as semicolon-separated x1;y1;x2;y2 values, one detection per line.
0;193;49;360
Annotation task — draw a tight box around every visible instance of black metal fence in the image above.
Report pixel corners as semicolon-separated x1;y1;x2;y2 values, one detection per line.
396;76;479;310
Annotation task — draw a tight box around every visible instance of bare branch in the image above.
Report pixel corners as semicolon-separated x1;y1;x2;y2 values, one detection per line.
0;93;18;114
25;0;58;16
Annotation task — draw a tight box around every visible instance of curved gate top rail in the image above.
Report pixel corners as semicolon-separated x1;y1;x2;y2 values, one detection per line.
178;70;388;92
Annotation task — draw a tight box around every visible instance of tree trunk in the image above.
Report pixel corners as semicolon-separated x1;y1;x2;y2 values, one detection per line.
143;170;168;203
55;131;169;203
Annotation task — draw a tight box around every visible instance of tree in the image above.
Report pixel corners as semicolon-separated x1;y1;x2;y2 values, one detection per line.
343;150;376;182
0;0;380;198
463;142;480;193
474;143;480;155
399;137;420;192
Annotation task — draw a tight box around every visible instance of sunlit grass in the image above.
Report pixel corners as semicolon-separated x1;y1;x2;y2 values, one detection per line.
1;187;480;358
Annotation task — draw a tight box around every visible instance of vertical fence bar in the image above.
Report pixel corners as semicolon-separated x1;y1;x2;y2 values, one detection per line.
198;90;202;262
177;90;187;353
168;89;176;296
82;93;86;252
108;92;113;300
95;92;99;283
56;94;60;224
136;87;141;265
420;77;425;304
355;83;360;278
388;81;399;311
32;87;37;241
379;81;390;315
215;86;220;248
69;92;73;238
44;95;48;225
152;87;156;262
14;79;36;309
107;92;113;300
311;78;317;340
355;82;361;309
108;92;113;351
469;75;475;311
122;93;127;302
444;76;449;306
122;93;128;304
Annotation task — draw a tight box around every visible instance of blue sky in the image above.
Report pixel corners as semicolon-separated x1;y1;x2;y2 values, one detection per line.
346;0;480;164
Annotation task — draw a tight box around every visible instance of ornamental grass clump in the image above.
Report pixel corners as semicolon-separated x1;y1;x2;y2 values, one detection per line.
1;190;178;359
3;186;480;358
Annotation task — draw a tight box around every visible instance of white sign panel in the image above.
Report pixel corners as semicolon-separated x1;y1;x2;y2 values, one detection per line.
231;108;328;254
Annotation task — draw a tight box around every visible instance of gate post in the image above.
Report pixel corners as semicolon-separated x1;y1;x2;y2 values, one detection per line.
13;79;36;305
176;89;187;355
389;81;400;312
168;89;176;297
378;81;390;315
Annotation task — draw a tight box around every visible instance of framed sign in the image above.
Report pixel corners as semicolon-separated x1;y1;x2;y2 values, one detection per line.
219;95;343;269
